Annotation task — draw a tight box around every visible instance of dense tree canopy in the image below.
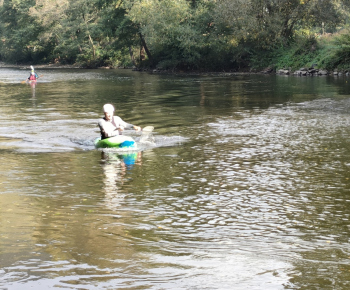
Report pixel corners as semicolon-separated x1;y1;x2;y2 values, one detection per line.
0;0;349;70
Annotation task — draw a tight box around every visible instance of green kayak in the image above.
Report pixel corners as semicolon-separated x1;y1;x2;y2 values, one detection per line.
94;135;136;149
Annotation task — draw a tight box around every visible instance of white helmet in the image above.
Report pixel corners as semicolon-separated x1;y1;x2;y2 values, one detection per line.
103;104;114;113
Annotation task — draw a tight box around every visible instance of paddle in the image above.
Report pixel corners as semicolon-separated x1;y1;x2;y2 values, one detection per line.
140;126;155;143
142;126;154;132
122;125;154;133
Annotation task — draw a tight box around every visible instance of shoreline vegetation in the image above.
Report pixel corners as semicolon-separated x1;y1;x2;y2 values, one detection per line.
2;32;350;78
1;1;350;76
1;47;349;78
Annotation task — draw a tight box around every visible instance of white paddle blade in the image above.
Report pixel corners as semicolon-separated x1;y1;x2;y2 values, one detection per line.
140;126;155;144
142;126;154;132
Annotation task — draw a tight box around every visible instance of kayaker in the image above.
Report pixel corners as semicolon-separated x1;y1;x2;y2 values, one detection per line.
28;65;39;81
98;104;141;139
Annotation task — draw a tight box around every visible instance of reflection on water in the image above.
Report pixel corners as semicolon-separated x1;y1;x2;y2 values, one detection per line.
101;151;142;210
0;68;350;289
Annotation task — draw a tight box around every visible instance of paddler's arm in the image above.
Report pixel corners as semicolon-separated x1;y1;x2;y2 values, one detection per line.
119;123;141;132
114;116;141;132
133;125;141;131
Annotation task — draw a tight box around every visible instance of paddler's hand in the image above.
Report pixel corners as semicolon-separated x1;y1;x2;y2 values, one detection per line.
134;126;141;131
117;125;125;132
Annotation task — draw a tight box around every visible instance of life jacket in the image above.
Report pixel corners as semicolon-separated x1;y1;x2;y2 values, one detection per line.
29;72;36;80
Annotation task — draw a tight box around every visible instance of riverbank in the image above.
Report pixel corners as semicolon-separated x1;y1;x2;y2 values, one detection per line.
0;59;348;78
0;61;261;76
0;62;82;69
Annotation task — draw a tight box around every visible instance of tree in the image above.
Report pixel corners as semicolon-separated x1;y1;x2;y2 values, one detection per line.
124;0;215;69
212;0;345;49
28;0;69;63
1;0;350;70
0;0;43;62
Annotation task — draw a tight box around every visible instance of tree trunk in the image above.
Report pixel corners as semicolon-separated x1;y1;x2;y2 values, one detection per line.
129;46;137;67
139;33;153;67
88;34;96;59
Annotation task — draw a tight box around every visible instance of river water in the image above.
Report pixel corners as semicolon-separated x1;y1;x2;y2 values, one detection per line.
0;68;350;289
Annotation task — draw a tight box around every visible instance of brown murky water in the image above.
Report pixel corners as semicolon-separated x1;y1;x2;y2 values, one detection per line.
1;68;350;289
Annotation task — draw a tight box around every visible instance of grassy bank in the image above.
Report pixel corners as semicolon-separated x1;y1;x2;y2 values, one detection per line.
263;30;350;73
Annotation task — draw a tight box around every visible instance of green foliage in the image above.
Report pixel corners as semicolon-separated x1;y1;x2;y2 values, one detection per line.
259;30;350;72
0;0;44;63
125;0;207;69
0;0;350;71
273;35;319;70
317;31;350;70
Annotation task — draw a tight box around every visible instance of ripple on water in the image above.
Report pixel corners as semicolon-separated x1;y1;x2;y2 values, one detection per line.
2;73;350;289
125;101;350;263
